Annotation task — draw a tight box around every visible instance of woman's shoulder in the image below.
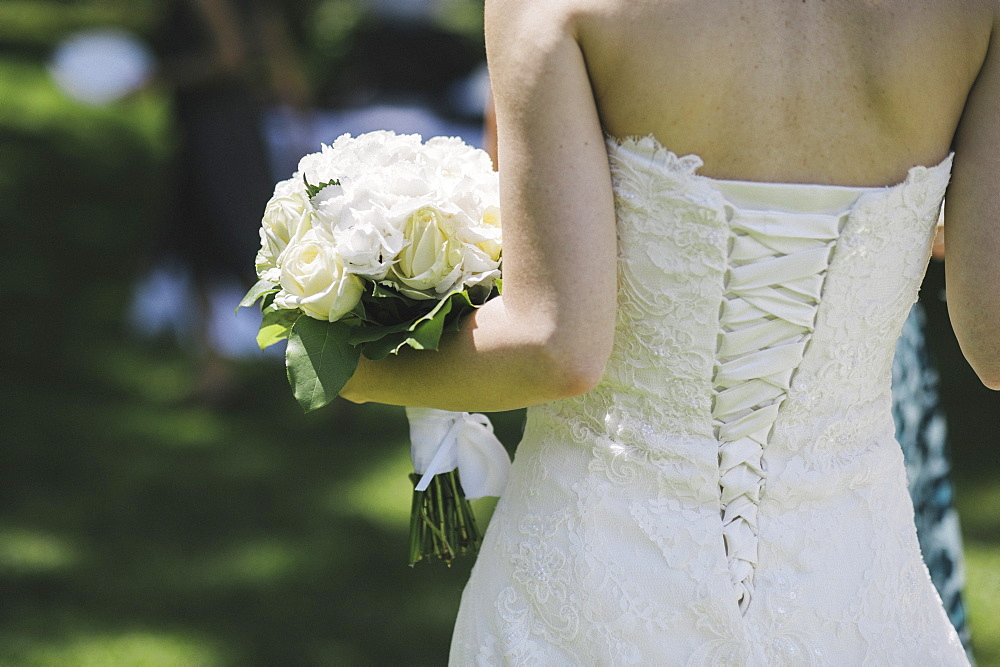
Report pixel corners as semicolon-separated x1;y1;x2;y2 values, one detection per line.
568;0;994;185
485;0;589;38
484;0;604;86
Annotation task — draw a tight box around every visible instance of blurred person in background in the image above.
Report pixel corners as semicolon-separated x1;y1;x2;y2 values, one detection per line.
142;0;310;398
279;4;489;152
891;223;973;658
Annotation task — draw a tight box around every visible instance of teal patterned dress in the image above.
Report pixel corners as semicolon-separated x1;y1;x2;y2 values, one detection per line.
892;302;972;659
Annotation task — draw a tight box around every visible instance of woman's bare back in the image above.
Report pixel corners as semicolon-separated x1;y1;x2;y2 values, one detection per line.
578;0;992;185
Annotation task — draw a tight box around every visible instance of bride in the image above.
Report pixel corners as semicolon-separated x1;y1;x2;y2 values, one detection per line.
342;0;997;664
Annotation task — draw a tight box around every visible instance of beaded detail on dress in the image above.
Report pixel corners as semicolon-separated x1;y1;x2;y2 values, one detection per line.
449;134;968;666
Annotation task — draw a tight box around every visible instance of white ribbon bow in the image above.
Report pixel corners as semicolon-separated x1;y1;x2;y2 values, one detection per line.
405;407;511;499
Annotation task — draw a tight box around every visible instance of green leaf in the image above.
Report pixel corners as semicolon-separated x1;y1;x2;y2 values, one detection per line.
348;320;413;345
443;291;479;333
370;281;424;304
353;289;494;360
349;299;370;322
303;175;340;198
414;288;459;322
407;290;478;349
407;297;454;350
361;330;411;361
364;298;413;326
237;279;278;312
360;283;431;325
256;307;300;349
285;317;360;412
451;289;478;311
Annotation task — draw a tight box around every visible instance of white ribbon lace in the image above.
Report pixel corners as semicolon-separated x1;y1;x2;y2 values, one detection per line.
405;407;511;499
713;204;845;614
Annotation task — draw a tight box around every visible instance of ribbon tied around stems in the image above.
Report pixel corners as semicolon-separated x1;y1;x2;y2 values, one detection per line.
405;407;511;499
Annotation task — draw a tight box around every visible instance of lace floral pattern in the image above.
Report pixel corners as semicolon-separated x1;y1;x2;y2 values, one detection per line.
449;136;967;666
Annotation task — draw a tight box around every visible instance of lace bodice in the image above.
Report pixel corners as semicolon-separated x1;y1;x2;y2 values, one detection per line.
450;136;968;666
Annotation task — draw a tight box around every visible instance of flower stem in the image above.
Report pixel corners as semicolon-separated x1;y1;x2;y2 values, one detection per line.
408;470;483;566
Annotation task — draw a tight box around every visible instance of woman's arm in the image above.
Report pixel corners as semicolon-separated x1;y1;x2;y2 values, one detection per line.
944;7;1000;390
340;0;618;411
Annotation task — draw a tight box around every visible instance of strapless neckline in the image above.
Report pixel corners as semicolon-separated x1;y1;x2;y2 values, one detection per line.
604;132;954;194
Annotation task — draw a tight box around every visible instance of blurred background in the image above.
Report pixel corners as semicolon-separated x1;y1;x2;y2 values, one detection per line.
0;0;997;664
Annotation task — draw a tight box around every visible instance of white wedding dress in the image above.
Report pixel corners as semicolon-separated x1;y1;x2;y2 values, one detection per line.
450;135;969;665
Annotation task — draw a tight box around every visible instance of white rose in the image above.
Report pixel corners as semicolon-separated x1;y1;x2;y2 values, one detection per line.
255;190;314;282
472;205;502;263
388;206;465;298
274;231;364;321
446;205;502;289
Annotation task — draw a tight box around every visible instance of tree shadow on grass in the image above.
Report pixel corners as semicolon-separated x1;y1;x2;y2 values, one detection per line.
0;337;511;665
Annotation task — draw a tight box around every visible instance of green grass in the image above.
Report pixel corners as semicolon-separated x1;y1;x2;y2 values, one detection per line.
0;48;476;663
1;340;484;664
966;543;1000;666
4;333;997;665
956;478;1000;666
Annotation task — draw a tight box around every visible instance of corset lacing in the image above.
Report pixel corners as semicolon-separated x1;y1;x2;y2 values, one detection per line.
712;200;849;614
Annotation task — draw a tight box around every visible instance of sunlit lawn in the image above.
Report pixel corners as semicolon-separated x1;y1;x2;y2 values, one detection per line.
2;338;523;664
3;332;997;665
956;480;1000;666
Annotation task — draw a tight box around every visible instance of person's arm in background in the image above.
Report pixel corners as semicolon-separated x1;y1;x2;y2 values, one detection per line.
944;2;1000;390
153;0;250;89
251;1;312;110
191;0;246;73
340;0;618;412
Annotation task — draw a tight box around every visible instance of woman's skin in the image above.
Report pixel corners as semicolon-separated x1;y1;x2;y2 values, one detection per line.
340;0;1000;410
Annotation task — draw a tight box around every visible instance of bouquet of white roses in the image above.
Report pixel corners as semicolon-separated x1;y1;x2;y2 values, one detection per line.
240;131;511;565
